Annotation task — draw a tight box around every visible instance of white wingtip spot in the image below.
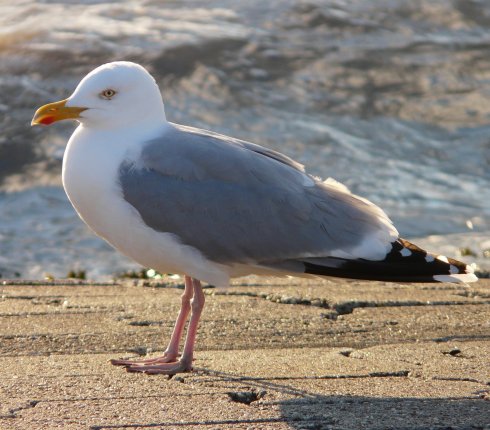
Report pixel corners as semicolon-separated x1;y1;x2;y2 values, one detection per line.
449;265;459;274
400;248;412;257
425;254;435;263
433;273;479;283
437;255;449;264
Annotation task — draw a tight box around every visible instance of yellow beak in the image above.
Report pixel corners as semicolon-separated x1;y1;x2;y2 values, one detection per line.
31;99;87;126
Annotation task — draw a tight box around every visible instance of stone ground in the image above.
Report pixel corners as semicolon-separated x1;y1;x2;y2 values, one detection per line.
0;276;489;429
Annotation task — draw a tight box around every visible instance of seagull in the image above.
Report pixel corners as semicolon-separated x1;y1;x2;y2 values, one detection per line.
32;61;478;375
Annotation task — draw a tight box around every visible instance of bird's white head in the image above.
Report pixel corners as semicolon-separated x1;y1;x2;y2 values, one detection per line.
32;61;166;129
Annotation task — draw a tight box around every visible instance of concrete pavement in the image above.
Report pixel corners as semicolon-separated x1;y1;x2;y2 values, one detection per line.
1;277;489;429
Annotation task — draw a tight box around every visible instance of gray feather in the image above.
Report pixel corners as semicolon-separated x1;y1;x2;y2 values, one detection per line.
119;123;394;264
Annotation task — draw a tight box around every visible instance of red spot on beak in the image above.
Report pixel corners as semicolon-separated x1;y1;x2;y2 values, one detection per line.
31;99;86;126
39;116;56;125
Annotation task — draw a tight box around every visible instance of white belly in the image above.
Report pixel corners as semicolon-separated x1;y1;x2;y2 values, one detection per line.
61;125;231;287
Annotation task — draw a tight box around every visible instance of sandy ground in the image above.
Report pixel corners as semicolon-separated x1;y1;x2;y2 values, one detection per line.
0;276;489;429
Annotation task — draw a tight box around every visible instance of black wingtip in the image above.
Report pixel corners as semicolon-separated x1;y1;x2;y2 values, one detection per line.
303;238;477;283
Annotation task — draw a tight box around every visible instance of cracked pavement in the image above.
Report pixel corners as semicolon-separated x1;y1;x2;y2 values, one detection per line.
0;277;489;429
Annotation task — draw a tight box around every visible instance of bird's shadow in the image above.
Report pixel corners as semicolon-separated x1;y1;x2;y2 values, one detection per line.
192;368;490;429
89;368;489;429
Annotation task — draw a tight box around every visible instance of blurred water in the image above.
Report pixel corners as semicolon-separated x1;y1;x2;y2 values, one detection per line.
0;0;489;279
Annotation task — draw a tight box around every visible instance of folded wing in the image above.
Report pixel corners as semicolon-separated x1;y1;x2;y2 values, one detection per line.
119;123;398;266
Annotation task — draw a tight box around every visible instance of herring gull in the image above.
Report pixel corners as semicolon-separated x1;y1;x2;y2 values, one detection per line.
31;61;478;375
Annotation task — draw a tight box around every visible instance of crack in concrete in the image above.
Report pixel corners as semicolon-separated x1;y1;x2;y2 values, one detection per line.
432;376;490;386
213;290;490;316
1;280;117;286
456;290;490;299
0;332;103;340
89;417;285;429
195;368;410;381
434;334;490;342
0;400;39;419
0;310;110;317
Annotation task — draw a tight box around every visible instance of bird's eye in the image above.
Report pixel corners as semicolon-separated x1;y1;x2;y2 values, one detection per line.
100;89;116;100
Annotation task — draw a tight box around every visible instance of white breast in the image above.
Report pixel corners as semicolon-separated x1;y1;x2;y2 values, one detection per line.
62;125;231;287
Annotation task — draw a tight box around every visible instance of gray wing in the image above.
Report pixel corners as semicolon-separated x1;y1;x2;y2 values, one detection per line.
119;123;397;264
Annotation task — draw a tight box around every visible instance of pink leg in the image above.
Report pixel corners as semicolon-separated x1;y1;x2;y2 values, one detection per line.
126;278;205;375
110;275;194;367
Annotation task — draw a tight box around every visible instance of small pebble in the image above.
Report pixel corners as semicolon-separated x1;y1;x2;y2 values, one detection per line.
442;347;461;356
227;389;266;404
128;346;148;356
